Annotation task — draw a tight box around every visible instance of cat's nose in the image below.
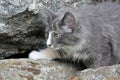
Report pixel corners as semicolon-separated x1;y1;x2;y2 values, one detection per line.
47;44;52;47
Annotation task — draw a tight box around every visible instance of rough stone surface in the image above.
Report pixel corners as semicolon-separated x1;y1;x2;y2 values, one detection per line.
73;65;120;80
0;59;120;80
0;0;92;18
0;59;77;80
0;9;47;59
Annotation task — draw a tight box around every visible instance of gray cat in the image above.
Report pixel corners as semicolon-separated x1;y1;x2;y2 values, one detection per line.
29;2;120;69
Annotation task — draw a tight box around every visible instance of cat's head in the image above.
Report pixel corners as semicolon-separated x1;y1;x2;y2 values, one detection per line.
46;12;78;49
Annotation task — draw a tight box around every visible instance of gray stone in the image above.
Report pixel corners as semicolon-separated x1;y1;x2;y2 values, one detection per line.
0;0;33;18
72;64;120;80
0;0;92;18
0;8;48;59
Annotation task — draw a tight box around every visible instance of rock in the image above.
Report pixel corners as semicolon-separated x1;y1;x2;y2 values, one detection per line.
73;64;120;80
39;0;92;11
0;9;47;59
0;59;120;80
0;59;77;80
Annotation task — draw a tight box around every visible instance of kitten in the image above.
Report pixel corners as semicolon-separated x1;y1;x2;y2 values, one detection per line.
29;2;120;68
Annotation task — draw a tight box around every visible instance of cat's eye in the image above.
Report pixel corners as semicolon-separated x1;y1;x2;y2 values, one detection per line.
54;33;59;39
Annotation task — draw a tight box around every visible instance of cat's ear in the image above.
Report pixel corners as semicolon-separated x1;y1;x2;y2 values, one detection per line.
61;12;76;33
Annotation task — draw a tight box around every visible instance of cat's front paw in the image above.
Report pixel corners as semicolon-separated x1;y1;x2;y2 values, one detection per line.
29;50;52;60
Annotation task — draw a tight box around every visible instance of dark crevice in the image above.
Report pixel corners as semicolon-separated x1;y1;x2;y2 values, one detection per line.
4;51;30;59
108;41;113;55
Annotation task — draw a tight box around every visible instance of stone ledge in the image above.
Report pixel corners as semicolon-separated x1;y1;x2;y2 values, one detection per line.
74;64;120;80
0;59;77;80
0;59;120;80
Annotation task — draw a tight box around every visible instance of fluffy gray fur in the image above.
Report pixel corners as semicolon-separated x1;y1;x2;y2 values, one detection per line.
45;2;120;68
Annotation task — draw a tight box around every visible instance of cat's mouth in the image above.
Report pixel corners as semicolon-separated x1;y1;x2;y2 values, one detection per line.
47;44;63;50
47;46;60;49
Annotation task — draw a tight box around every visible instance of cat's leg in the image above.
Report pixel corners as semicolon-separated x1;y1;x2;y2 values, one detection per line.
29;48;60;60
88;57;110;69
83;55;104;69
